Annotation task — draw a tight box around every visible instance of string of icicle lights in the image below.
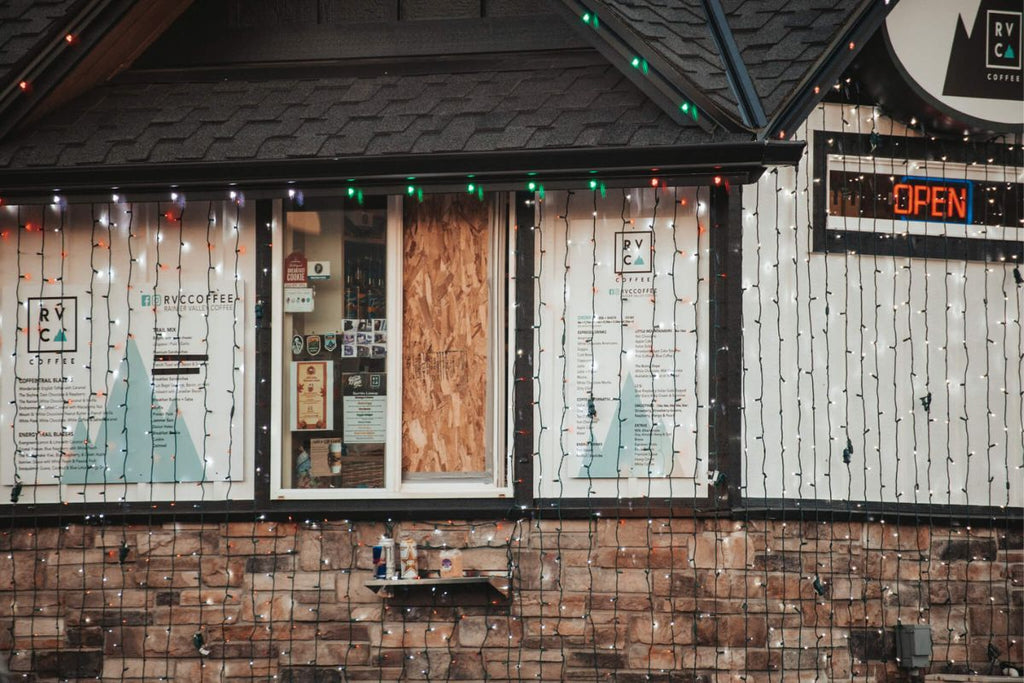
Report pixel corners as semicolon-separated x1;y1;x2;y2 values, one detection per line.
0;86;1018;680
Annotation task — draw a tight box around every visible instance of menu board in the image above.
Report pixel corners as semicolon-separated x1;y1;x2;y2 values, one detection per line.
538;189;705;482
342;372;386;444
568;229;692;479
0;202;251;495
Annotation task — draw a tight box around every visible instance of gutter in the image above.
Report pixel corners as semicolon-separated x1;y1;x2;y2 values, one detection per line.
0;140;805;200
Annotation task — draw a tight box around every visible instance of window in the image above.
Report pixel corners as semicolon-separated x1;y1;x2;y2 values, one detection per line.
0;199;254;506
270;192;510;499
532;186;709;500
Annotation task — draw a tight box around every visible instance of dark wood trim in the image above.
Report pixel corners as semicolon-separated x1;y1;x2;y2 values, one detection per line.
707;182;742;509
533;497;733;518
259;497;522;521
0;498;523;526
135;13;585;68
817;227;1024;263
254;199;274;508
3;497;1018;527
738;498;1024;526
811;130;830;254
512;192;535;509
121;47;606;84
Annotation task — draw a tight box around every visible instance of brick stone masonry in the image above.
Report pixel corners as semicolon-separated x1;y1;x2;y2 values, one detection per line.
0;518;1019;681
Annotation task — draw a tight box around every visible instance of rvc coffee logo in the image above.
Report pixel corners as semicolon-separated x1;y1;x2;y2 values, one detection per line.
614;231;653;274
27;297;77;353
987;10;1020;69
944;0;1022;101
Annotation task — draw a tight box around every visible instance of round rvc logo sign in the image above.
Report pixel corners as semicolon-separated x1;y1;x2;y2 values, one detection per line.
881;0;1023;132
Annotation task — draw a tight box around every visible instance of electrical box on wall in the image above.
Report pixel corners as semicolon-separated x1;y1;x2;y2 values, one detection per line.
895;624;932;670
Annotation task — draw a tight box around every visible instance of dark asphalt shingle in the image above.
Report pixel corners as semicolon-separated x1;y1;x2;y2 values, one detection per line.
722;0;850;121
594;0;740;120
0;0;78;77
0;61;745;170
0;0;870;152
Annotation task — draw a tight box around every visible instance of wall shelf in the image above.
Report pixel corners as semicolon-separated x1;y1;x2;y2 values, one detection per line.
365;576;510;599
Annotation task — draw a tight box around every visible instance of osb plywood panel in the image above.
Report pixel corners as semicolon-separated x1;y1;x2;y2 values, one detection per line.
403;195;490;473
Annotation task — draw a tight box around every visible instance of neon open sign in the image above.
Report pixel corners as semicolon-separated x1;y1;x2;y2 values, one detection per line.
891;177;972;223
813;131;1023;262
827;171;1015;228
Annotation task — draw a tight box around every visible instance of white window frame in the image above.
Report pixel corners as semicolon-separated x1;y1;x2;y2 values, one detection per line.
270;194;513;500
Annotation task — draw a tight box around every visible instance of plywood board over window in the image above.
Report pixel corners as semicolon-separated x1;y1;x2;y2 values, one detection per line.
402;195;491;475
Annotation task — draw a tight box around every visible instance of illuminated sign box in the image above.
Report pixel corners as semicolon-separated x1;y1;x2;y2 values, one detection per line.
891;177;971;223
813;132;1023;262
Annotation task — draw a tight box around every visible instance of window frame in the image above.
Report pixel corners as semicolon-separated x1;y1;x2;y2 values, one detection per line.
268;193;514;501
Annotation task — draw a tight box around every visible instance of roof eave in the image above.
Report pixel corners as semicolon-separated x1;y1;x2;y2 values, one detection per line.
0;0;134;139
0;141;804;201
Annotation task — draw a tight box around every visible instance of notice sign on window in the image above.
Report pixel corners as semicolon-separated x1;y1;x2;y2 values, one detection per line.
342;373;386;444
813;131;1023;262
284;251;308;287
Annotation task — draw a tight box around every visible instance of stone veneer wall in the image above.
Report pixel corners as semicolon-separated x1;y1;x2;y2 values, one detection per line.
0;517;1019;681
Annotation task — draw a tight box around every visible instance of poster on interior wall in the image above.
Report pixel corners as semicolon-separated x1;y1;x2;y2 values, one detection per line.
564;194;699;480
5;281;245;485
290;360;334;431
342;372;386;444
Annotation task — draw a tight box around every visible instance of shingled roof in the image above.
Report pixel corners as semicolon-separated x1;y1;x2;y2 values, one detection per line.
580;0;741;124
722;0;853;124
0;0;80;77
0;57;739;170
557;0;888;137
0;0;891;193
